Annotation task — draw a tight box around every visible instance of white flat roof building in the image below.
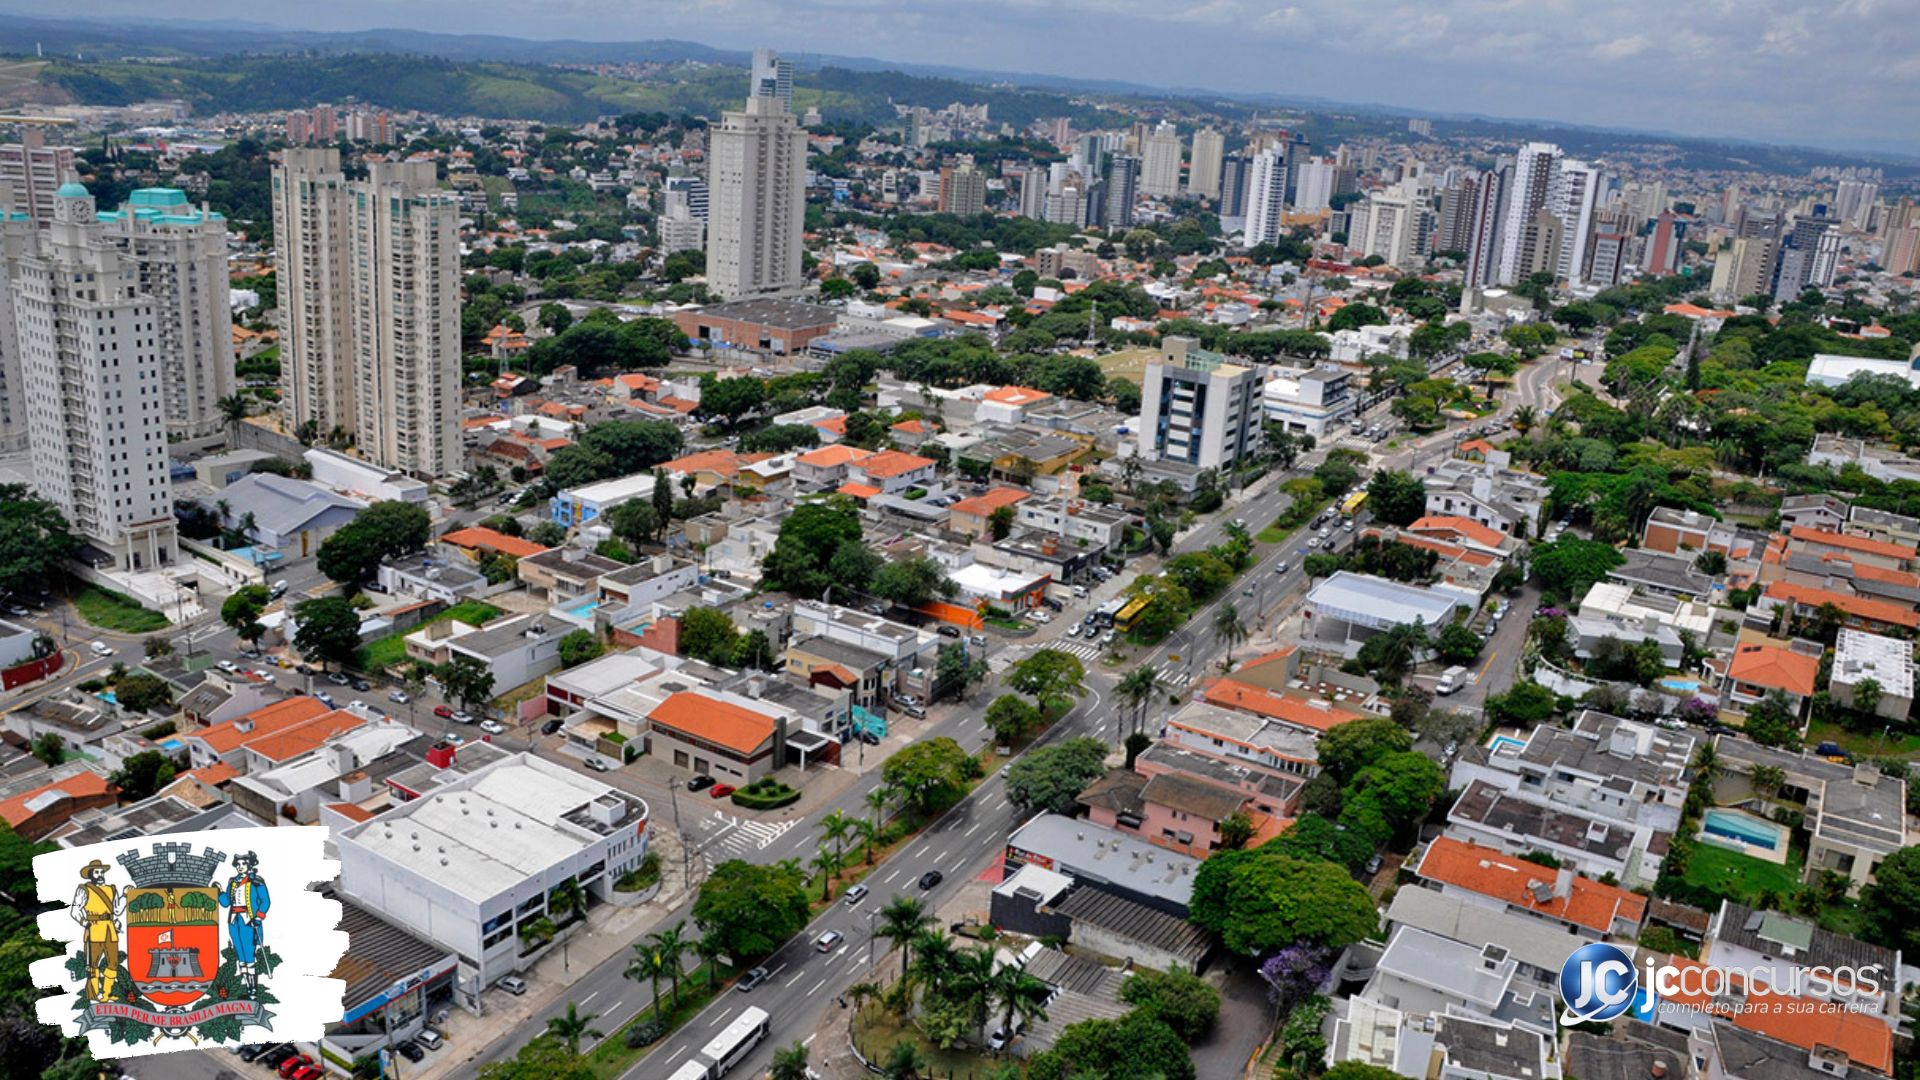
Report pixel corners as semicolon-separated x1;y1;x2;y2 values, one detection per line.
1833;628;1916;722
336;753;649;1006
1805;353;1920;391
1304;572;1462;655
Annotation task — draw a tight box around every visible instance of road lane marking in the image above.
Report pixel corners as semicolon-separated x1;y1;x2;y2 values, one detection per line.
579;991;598;1007
809;976;829;996
964;822;981;837
884;868;901;884
805;1033;817;1046
709;1010;729;1027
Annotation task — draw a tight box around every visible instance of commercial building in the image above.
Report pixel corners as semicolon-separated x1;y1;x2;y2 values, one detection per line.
213;472;365;556
336;753;650;1004
1138;335;1261;470
673;298;837;356
1003;813;1202;917
1302;572;1462;655
3;183;179;573
350;161;461;477
549;469;658;529
1262;364;1355;438
706;51;808;299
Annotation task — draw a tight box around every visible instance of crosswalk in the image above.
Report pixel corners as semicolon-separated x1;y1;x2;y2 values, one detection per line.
1014;640;1194;689
692;811;801;870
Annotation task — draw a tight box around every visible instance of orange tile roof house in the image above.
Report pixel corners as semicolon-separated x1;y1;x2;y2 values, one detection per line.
850;450;937;494
0;770;117;840
1788;526;1917;569
440;525;551;562
1412;834;1648;936
794;444;875;486
1762;580;1920;632
183;697;334;769
977;385;1053;424
645;691;781;783
949;487;1033;539
1200;679;1365;734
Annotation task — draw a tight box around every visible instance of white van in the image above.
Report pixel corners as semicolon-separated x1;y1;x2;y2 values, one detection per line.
1435;666;1468;695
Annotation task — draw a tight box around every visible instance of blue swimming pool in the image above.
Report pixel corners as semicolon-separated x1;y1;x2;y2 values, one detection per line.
1487;735;1525;754
1702;808;1786;851
1659;678;1702;694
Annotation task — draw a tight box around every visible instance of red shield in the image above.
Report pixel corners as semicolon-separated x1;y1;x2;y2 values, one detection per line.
125;886;220;1008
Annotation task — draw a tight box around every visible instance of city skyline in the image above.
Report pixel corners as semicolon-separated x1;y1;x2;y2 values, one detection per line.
14;5;1920;157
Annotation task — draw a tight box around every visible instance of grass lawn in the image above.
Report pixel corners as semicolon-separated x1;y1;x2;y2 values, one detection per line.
1683;838;1804;903
1258;498;1330;545
357;600;502;671
852;1002;1007;1077
72;585;170;633
1805;719;1920;759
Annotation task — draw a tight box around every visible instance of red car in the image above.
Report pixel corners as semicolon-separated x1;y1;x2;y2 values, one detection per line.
279;1054;313;1078
292;1067;325;1080
709;783;736;799
433;705;454;719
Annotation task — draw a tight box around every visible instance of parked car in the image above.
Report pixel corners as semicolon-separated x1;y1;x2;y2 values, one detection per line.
688;775;716;792
583;757;610;772
479;719;505;735
292;1066;324;1080
326;672;351;686
314;692;336;708
349;677;371;692
1066;623;1081;637
936;625;961;638
394;1040;425;1063
388;690;411;704
433;705;454;719
269;580;289;598
450;711;474;725
737;966;770;993
709;783;736;798
1030;610;1051;624
919;870;944;890
815;930;844;952
968;634;988;648
236;1044;269;1063
898;702;927;719
278;1053;314;1077
844;884;870;906
541;718;564;735
413;1029;443;1051
218;660;239;673
258;1044;297;1069
498;975;528;996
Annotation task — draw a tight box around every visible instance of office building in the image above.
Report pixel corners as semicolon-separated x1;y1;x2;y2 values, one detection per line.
1293;160;1336;214
706;53;808;299
1219;153;1253;223
1243;149;1288;248
1496;141;1560;284
1140;122;1183;198
1138;335;1261;470
0;130;77;224
749;47;793;112
657;188;705;254
1585;230;1629;286
350;161;460;477
1773;211;1837;301
1104;155;1139;229
938;162;987;217
273;147;356;440
1645;210;1680;276
1074;134;1106;179
1018;166;1048;220
3;183;177;572
664;174;708;220
1188;127;1224;199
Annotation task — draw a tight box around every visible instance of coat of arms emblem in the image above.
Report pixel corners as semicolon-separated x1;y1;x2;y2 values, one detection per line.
32;827;347;1058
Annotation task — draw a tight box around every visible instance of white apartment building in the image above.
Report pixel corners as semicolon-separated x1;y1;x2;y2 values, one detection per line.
100;188;235;439
1348;185;1433;268
3;183;178;573
1292;160;1336;214
273;147;356;440
706;57;807;300
350;160;460;477
0;130;78;224
1548;159;1605;285
1263;365;1355;438
336;753;650;1003
1187;127;1224;200
1496;142;1560;285
1138;335;1261;470
1243;149;1288;248
1140;122;1183;198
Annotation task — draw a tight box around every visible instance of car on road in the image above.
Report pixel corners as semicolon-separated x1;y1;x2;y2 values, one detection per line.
1306;536;1320;549
737;966;770;993
815;930;844;952
583;757;610;772
479;719;506;735
1030;610;1051;624
968;634;988;647
218;660;239;673
433;705;454;719
388;690;410;704
256;1044;296;1069
541;718;564;736
1242;586;1254;597
1365;854;1384;876
442;732;465;745
844;884;870;906
1101;630;1117;645
269;580;289;599
4;605;27;617
936;625;961;638
451;711;474;724
919;870;944;890
315;692;336;708
327;672;351;686
498;975;528;996
349;677;371;692
239;647;260;659
688;774;716;792
1276;561;1289;574
1066;623;1081;637
253;669;276;681
710;783;736;798
1343;520;1355;532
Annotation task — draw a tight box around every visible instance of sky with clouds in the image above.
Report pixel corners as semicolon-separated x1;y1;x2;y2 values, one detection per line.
58;0;1920;154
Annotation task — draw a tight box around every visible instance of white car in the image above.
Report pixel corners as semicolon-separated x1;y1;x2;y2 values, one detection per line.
1101;630;1116;645
479;719;506;735
90;641;114;657
217;660;239;673
388;690;411;704
451;711;475;724
1066;623;1081;637
1306;537;1320;549
1030;610;1051;624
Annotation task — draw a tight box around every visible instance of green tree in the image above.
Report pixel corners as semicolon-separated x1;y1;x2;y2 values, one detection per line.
1026;1010;1195;1080
537;302;572;334
692;859;811;961
875;895;935;984
558;629;603;668
678;606;740;665
1189;849;1378;954
769;1042;814;1080
439;654;497;711
220;585;269;632
1006;649;1088;712
544;1002;601;1057
112;672;173;713
1215;603;1247;667
292;596;362;670
1115;666;1162;740
1365;469;1429;527
872;557;955;609
1323;1063;1405;1080
984;694;1042;745
696;375;768;425
108;749;177;801
641;919;691;1015
1218;811;1255;849
316;501;432;590
1004;737;1109;815
477;1036;595;1080
1864;846;1920;957
608;499;660;548
1435;622;1484;664
30;732;63;768
1120;966;1222;1040
1531;536;1626;602
1316;716;1413;782
934;643;987;702
0;484;78;600
1743;692;1803;748
881;737;979;815
760;500;865;598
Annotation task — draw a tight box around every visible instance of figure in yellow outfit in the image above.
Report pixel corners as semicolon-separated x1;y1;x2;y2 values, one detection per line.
69;859;124;1000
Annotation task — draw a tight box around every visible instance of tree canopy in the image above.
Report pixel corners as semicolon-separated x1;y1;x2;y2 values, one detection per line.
1190;848;1379;955
692;858;811;961
1004;737;1108;815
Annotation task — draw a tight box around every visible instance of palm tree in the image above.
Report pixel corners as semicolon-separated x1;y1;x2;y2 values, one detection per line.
545;1001;601;1056
865;783;895;839
907;928;958;1004
769;1042;813;1080
882;1038;927;1080
1215;602;1248;669
645;920;691;1012
548;878;585;926
624;940;670;1021
846;980;882;1015
1512;404;1537;435
853;817;881;865
946;945;996;1037
1751;763;1786;802
217;393;249;436
1693;741;1720;782
819;808;855;865
875;895;934;985
1115;666;1161;742
811;845;842;902
988;966;1051;1047
696;932;726;993
237;510;259;547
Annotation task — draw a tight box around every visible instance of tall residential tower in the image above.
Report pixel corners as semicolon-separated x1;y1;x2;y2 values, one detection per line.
706;50;807;300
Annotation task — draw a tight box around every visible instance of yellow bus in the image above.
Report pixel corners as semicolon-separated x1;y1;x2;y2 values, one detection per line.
1340;490;1370;519
1114;594;1153;633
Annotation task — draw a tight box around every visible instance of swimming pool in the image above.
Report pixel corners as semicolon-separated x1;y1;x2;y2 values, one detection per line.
1659;678;1702;694
1701;808;1787;852
1487;735;1525;754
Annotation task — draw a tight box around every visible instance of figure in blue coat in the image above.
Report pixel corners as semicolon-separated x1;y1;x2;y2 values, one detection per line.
218;850;270;987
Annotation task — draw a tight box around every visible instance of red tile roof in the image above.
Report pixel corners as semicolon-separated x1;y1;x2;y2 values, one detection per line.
1200;680;1363;733
648;691;775;756
1407;515;1509;549
1763;581;1920;629
194;697;334;754
1727;642;1820;697
1659;957;1891;1071
837;482;882;500
795;445;873;468
441;526;551;561
1414;835;1647;934
982;386;1051;407
951;487;1032;518
1789;526;1917;562
856;450;936;479
0;771;114;829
